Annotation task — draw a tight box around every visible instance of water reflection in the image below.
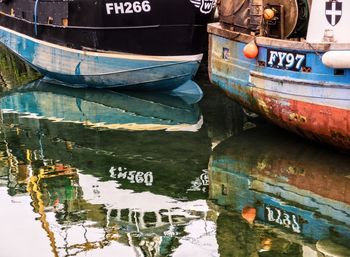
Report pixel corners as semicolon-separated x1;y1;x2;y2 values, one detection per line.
0;43;350;257
0;44;223;256
0;69;221;256
0;100;215;256
209;125;350;257
0;79;203;131
0;44;41;91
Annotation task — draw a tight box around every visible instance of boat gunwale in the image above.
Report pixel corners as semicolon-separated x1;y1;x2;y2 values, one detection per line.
208;22;350;51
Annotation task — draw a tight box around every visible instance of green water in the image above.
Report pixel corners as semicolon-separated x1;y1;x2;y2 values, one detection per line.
0;45;349;257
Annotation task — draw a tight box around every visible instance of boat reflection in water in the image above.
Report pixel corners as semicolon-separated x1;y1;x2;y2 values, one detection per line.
3;41;350;256
209;125;350;257
0;78;203;131
0;80;217;256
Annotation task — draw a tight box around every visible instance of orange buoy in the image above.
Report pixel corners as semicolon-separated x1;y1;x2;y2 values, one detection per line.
243;41;259;59
263;8;275;20
241;206;257;224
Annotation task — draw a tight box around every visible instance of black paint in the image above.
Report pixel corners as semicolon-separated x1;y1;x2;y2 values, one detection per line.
0;0;214;55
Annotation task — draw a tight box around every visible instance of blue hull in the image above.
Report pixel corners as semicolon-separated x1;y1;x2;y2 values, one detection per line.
0;26;202;91
208;23;350;150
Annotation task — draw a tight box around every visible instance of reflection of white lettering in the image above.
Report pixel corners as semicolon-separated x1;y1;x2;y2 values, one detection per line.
112;166;154;186
135;171;144;183
109;166;117;178
265;206;275;221
187;169;209;192
282;213;291;228
127;171;137;183
117;171;128;179
268;51;278;66
275;208;283;224
144;172;153;186
200;174;209;186
200;169;209;186
291;215;301;233
187;178;202;192
105;1;151;15
266;206;301;233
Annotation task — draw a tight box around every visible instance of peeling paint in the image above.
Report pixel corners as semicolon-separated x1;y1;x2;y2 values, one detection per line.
289;113;307;123
0;26;202;89
208;29;350;151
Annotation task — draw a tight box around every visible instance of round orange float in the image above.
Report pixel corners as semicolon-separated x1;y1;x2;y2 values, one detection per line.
263;8;275;20
243;41;259;59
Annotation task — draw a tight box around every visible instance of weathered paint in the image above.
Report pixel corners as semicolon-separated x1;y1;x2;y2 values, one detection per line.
208;23;350;150
0;25;202;90
209;131;350;242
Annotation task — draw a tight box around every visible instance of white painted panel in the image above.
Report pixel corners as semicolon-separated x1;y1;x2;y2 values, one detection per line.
307;0;350;43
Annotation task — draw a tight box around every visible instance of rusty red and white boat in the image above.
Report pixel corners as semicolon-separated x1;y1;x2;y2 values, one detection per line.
208;0;350;150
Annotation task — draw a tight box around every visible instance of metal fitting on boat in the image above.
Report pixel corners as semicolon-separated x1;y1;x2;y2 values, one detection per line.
323;29;334;42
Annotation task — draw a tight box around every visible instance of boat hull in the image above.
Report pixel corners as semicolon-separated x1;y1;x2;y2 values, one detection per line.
0;0;214;56
0;25;202;90
208;23;350;150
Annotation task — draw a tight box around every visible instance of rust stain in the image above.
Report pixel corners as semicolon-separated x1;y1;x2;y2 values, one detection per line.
246;90;350;151
288;113;307;123
209;32;350;150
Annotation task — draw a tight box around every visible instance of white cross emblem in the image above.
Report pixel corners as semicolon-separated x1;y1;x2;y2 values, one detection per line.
325;0;342;26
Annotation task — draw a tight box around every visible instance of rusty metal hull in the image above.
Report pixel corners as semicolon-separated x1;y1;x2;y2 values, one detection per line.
208;23;350;150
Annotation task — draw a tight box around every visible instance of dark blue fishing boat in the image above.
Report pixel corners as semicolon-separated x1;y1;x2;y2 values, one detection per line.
0;0;215;90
